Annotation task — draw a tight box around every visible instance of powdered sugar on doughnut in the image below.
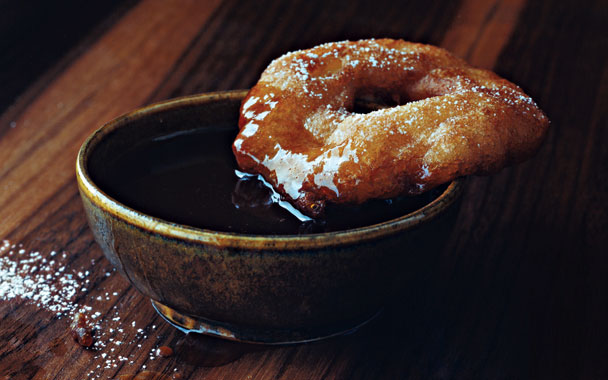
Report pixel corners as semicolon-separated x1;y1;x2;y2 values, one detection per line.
234;39;549;217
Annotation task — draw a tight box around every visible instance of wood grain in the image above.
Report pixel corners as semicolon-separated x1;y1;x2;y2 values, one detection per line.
441;0;526;68
1;0;607;379
0;0;223;240
0;0;137;114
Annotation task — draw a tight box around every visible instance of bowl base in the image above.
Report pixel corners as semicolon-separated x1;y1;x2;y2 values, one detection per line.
151;299;381;345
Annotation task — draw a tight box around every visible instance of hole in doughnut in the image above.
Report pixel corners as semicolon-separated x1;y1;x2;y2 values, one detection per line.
353;88;410;113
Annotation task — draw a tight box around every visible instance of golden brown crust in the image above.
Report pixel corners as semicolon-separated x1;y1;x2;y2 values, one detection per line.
233;39;549;217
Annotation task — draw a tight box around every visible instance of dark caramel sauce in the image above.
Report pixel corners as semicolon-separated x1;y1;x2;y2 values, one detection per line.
92;127;443;235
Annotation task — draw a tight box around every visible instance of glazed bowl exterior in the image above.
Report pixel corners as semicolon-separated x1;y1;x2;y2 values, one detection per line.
76;90;464;343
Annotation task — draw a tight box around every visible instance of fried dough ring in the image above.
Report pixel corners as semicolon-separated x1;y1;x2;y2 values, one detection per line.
233;39;549;217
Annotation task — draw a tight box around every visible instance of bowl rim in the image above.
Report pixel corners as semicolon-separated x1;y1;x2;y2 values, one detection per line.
76;90;464;250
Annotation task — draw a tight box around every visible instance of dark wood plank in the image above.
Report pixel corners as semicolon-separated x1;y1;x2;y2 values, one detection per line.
0;0;138;114
149;0;463;100
1;0;607;378
0;0;224;241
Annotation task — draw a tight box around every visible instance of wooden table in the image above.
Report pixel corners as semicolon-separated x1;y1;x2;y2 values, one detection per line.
1;0;606;378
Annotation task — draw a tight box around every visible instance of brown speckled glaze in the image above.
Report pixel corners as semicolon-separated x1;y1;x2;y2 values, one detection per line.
76;90;464;344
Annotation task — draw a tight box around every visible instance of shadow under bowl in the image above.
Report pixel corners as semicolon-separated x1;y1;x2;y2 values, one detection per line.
76;90;464;344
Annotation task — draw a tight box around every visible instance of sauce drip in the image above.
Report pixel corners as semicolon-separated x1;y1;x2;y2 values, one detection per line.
91;128;443;235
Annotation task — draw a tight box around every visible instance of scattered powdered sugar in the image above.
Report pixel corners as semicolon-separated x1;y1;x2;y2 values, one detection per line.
0;239;178;378
85;308;163;378
0;239;84;318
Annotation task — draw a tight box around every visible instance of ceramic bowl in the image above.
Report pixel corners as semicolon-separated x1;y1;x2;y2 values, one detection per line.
76;90;464;344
